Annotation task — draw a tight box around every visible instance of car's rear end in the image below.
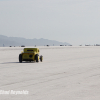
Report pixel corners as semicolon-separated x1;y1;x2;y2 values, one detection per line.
19;48;39;63
23;48;39;61
19;48;43;63
22;52;35;61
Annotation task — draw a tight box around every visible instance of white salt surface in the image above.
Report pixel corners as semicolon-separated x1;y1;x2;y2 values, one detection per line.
0;46;100;100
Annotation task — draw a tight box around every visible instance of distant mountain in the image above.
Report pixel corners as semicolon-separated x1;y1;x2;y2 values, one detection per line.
0;35;71;47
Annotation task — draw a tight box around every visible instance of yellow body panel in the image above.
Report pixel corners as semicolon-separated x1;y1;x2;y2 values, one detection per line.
24;48;39;53
21;48;39;61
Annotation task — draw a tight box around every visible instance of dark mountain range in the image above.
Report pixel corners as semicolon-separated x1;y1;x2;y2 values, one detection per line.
0;35;70;47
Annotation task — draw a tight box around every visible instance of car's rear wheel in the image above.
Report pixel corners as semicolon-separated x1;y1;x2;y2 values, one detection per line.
35;54;39;62
40;55;43;62
19;54;22;63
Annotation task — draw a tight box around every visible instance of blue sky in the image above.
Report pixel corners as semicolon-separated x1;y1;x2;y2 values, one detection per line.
0;0;100;45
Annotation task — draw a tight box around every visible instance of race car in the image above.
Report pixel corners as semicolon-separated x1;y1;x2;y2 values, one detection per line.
19;48;43;63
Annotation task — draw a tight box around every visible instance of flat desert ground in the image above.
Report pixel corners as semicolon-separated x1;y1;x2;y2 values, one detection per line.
0;46;100;100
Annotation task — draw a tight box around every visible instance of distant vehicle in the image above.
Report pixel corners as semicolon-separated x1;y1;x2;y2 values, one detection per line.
68;45;72;46
85;45;90;46
21;45;25;47
60;45;64;46
19;48;43;63
95;44;100;46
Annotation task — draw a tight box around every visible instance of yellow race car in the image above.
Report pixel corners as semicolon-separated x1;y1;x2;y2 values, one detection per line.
19;48;43;63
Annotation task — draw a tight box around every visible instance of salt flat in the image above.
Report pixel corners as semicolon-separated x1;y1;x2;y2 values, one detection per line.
0;46;100;100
